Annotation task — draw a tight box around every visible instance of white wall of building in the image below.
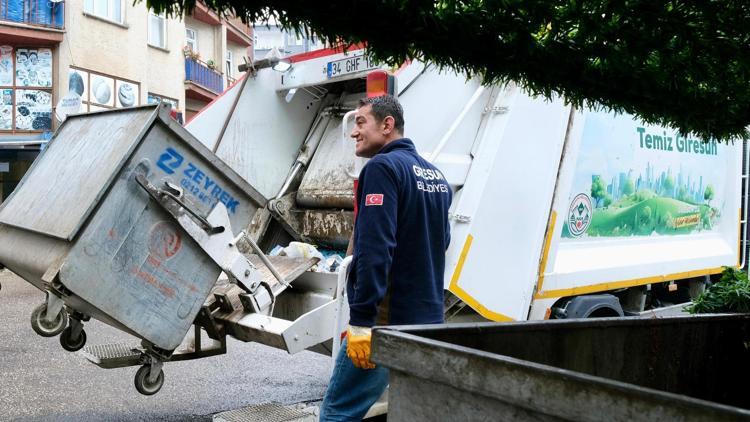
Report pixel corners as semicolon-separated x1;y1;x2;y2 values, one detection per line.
58;0;186;110
185;16;219;65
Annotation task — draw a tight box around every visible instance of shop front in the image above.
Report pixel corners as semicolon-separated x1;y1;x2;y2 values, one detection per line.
0;141;45;202
0;44;54;203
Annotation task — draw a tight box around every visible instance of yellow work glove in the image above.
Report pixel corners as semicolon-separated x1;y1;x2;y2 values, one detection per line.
346;325;375;369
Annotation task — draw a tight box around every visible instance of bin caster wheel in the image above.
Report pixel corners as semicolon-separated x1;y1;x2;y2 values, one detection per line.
59;326;86;352
134;365;165;396
30;303;68;337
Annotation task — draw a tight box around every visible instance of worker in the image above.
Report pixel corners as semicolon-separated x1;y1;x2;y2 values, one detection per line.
319;95;452;421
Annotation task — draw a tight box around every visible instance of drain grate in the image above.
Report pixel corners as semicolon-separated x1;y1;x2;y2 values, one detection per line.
213;402;316;422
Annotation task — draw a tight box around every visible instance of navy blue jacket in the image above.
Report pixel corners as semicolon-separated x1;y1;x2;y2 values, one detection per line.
347;138;452;327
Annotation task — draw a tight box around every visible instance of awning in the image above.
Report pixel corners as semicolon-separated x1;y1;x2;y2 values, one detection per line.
0;132;52;148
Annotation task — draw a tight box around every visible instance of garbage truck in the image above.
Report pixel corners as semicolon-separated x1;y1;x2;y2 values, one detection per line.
0;45;745;396
186;45;747;323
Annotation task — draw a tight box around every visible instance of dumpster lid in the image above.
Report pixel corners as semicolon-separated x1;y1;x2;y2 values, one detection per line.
0;106;159;240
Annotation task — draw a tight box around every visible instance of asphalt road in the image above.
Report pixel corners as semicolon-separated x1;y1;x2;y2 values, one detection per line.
0;270;331;422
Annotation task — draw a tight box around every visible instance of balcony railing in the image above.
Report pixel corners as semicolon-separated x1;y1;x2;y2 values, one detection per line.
185;57;223;94
0;0;64;29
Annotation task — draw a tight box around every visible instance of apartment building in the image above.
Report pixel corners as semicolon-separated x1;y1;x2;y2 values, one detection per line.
183;5;252;119
0;0;252;202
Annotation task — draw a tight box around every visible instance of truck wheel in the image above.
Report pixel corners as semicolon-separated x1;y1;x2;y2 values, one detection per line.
134;365;164;395
586;307;622;318
551;295;624;319
59;326;86;352
30;303;68;337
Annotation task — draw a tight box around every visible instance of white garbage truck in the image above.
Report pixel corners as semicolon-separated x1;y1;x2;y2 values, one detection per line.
187;45;747;323
0;45;745;397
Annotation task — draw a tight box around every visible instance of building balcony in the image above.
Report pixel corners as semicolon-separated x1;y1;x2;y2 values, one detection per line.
184;57;224;102
1;0;64;28
0;0;65;45
226;17;252;47
190;0;220;25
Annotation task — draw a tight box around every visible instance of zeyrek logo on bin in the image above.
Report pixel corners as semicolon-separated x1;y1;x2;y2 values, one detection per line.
156;147;240;214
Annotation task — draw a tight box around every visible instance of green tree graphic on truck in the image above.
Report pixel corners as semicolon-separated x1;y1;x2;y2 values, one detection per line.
563;178;718;238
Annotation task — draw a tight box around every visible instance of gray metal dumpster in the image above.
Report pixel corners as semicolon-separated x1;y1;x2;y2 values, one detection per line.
0;104;264;357
372;314;750;421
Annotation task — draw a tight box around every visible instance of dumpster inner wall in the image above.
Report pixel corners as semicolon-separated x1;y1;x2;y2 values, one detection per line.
399;315;750;409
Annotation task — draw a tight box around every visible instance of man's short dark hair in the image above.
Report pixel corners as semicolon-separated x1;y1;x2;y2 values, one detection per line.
358;95;405;134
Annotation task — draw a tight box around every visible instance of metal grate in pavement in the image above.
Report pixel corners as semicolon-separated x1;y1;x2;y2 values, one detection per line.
213;402;316;422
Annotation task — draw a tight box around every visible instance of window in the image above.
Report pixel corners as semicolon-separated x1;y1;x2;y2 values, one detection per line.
185;28;198;52
0;46;54;132
69;67;141;112
147;93;178;109
83;0;123;23
148;12;167;49
225;51;233;77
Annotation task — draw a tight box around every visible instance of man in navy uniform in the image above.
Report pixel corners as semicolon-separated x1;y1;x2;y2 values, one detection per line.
319;95;452;421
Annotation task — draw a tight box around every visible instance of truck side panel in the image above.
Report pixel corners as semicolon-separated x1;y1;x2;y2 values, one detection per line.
400;68;485;163
444;85;571;321
538;110;741;301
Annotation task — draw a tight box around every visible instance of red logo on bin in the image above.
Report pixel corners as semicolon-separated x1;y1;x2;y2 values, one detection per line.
148;221;182;260
365;194;383;206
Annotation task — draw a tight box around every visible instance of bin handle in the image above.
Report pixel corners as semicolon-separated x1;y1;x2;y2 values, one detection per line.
134;174;225;235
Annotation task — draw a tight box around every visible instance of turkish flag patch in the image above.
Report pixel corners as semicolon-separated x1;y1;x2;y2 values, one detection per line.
365;194;384;206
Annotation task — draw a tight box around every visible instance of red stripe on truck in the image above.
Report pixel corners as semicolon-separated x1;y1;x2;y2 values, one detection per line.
287;43;368;63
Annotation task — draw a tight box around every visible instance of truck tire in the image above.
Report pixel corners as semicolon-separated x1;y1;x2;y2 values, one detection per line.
552;295;624;319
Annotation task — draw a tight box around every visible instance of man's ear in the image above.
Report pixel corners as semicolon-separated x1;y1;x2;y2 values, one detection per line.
382;115;396;135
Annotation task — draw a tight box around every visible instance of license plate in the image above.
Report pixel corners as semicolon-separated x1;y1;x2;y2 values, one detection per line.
327;55;378;79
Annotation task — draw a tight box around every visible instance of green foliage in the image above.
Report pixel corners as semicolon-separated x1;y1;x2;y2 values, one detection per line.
623;178;635;196
701;210;713;229
686;267;750;314
634;189;656;202
704;184;715;204
143;0;750;140
613;189;655;208
662;175;675;195
591;175;607;207
637;205;652;228
585;197;713;237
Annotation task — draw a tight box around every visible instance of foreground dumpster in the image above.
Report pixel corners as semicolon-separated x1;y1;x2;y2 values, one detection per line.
0;104;268;393
372;314;750;421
